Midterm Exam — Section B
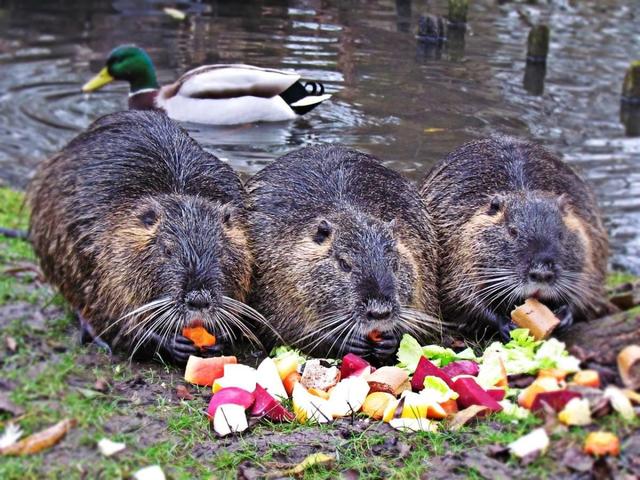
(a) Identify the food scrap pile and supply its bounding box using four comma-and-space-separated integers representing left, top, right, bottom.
182, 317, 640, 462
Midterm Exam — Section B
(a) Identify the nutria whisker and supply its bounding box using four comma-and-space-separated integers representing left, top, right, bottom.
128, 306, 178, 360
120, 301, 175, 338
222, 296, 284, 343
102, 297, 174, 337
295, 311, 351, 345
218, 307, 265, 350
301, 314, 352, 355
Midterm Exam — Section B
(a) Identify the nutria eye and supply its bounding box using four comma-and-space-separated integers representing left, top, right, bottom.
508, 226, 518, 238
338, 258, 352, 273
313, 219, 332, 244
222, 209, 232, 225
139, 209, 157, 227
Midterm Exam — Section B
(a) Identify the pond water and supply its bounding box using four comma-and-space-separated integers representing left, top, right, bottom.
0, 0, 639, 271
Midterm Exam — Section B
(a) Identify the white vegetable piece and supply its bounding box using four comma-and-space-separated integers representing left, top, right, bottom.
213, 403, 249, 436
97, 438, 126, 457
508, 428, 550, 458
133, 465, 166, 480
256, 357, 288, 400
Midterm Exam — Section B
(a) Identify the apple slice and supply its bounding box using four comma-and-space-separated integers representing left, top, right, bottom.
530, 390, 581, 412
250, 384, 294, 422
452, 378, 502, 412
389, 417, 439, 432
292, 383, 333, 423
400, 391, 447, 420
340, 353, 371, 379
213, 403, 249, 437
362, 392, 396, 420
274, 352, 302, 380
441, 360, 479, 378
517, 377, 560, 409
283, 371, 302, 397
411, 357, 453, 391
328, 377, 370, 417
184, 355, 237, 387
558, 398, 592, 426
206, 387, 255, 418
212, 364, 257, 393
571, 370, 600, 388
584, 432, 620, 457
382, 398, 401, 423
256, 357, 287, 400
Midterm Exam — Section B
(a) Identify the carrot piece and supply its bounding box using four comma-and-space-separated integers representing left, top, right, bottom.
182, 326, 216, 348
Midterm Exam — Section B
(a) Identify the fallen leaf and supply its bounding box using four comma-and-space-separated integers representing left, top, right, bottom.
266, 453, 335, 478
561, 447, 593, 473
0, 418, 76, 455
97, 438, 126, 457
133, 465, 166, 480
76, 387, 104, 399
94, 378, 109, 393
0, 423, 22, 449
176, 385, 194, 401
448, 405, 488, 430
5, 336, 17, 352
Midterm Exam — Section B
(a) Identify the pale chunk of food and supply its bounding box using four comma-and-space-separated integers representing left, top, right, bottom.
510, 298, 560, 340
617, 345, 640, 390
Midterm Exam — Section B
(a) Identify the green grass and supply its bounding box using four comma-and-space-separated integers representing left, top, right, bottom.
1, 185, 639, 479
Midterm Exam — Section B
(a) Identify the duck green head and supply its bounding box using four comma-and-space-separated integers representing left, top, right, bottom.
82, 45, 159, 93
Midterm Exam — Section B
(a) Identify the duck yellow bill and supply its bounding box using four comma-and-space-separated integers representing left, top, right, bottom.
82, 67, 114, 92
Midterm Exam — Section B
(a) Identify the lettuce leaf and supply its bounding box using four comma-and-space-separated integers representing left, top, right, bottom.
397, 334, 478, 373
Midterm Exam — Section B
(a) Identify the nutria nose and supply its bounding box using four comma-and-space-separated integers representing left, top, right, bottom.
528, 268, 555, 284
366, 305, 393, 321
185, 290, 211, 310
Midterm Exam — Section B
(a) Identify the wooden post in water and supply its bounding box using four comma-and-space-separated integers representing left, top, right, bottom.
622, 61, 640, 104
526, 24, 549, 64
621, 61, 640, 136
447, 0, 468, 29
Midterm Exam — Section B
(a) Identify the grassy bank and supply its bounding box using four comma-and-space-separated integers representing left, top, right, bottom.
1, 187, 638, 479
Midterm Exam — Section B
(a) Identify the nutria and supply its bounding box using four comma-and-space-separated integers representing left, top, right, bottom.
246, 145, 440, 363
420, 136, 608, 341
28, 110, 263, 364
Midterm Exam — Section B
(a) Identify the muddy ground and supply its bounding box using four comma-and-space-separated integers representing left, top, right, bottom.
1, 263, 639, 480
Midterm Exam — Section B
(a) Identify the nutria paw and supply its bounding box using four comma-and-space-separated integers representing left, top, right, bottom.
158, 333, 229, 364
497, 316, 518, 343
79, 314, 112, 355
554, 305, 574, 333
346, 331, 399, 365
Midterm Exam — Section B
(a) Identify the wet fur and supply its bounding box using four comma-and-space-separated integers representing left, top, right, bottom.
247, 145, 440, 359
420, 136, 608, 337
28, 111, 252, 356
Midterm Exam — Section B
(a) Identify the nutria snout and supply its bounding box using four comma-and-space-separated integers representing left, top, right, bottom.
420, 136, 608, 341
247, 144, 440, 363
28, 110, 262, 364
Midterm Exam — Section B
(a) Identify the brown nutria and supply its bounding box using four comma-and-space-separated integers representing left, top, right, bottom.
420, 136, 608, 341
246, 145, 440, 363
27, 110, 264, 364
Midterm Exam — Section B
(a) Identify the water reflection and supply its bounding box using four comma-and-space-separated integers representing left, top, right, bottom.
0, 0, 640, 271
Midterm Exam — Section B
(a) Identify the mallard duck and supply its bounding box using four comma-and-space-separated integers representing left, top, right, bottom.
82, 45, 332, 125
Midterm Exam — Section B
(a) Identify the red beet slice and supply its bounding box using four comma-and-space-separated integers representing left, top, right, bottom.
206, 387, 254, 418
250, 384, 295, 422
487, 389, 506, 402
452, 378, 502, 412
531, 390, 582, 412
411, 356, 454, 391
442, 360, 480, 378
340, 353, 370, 379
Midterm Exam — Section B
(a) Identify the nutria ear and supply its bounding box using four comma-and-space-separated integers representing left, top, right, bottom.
220, 203, 235, 225
313, 219, 332, 244
557, 194, 570, 214
487, 195, 503, 216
